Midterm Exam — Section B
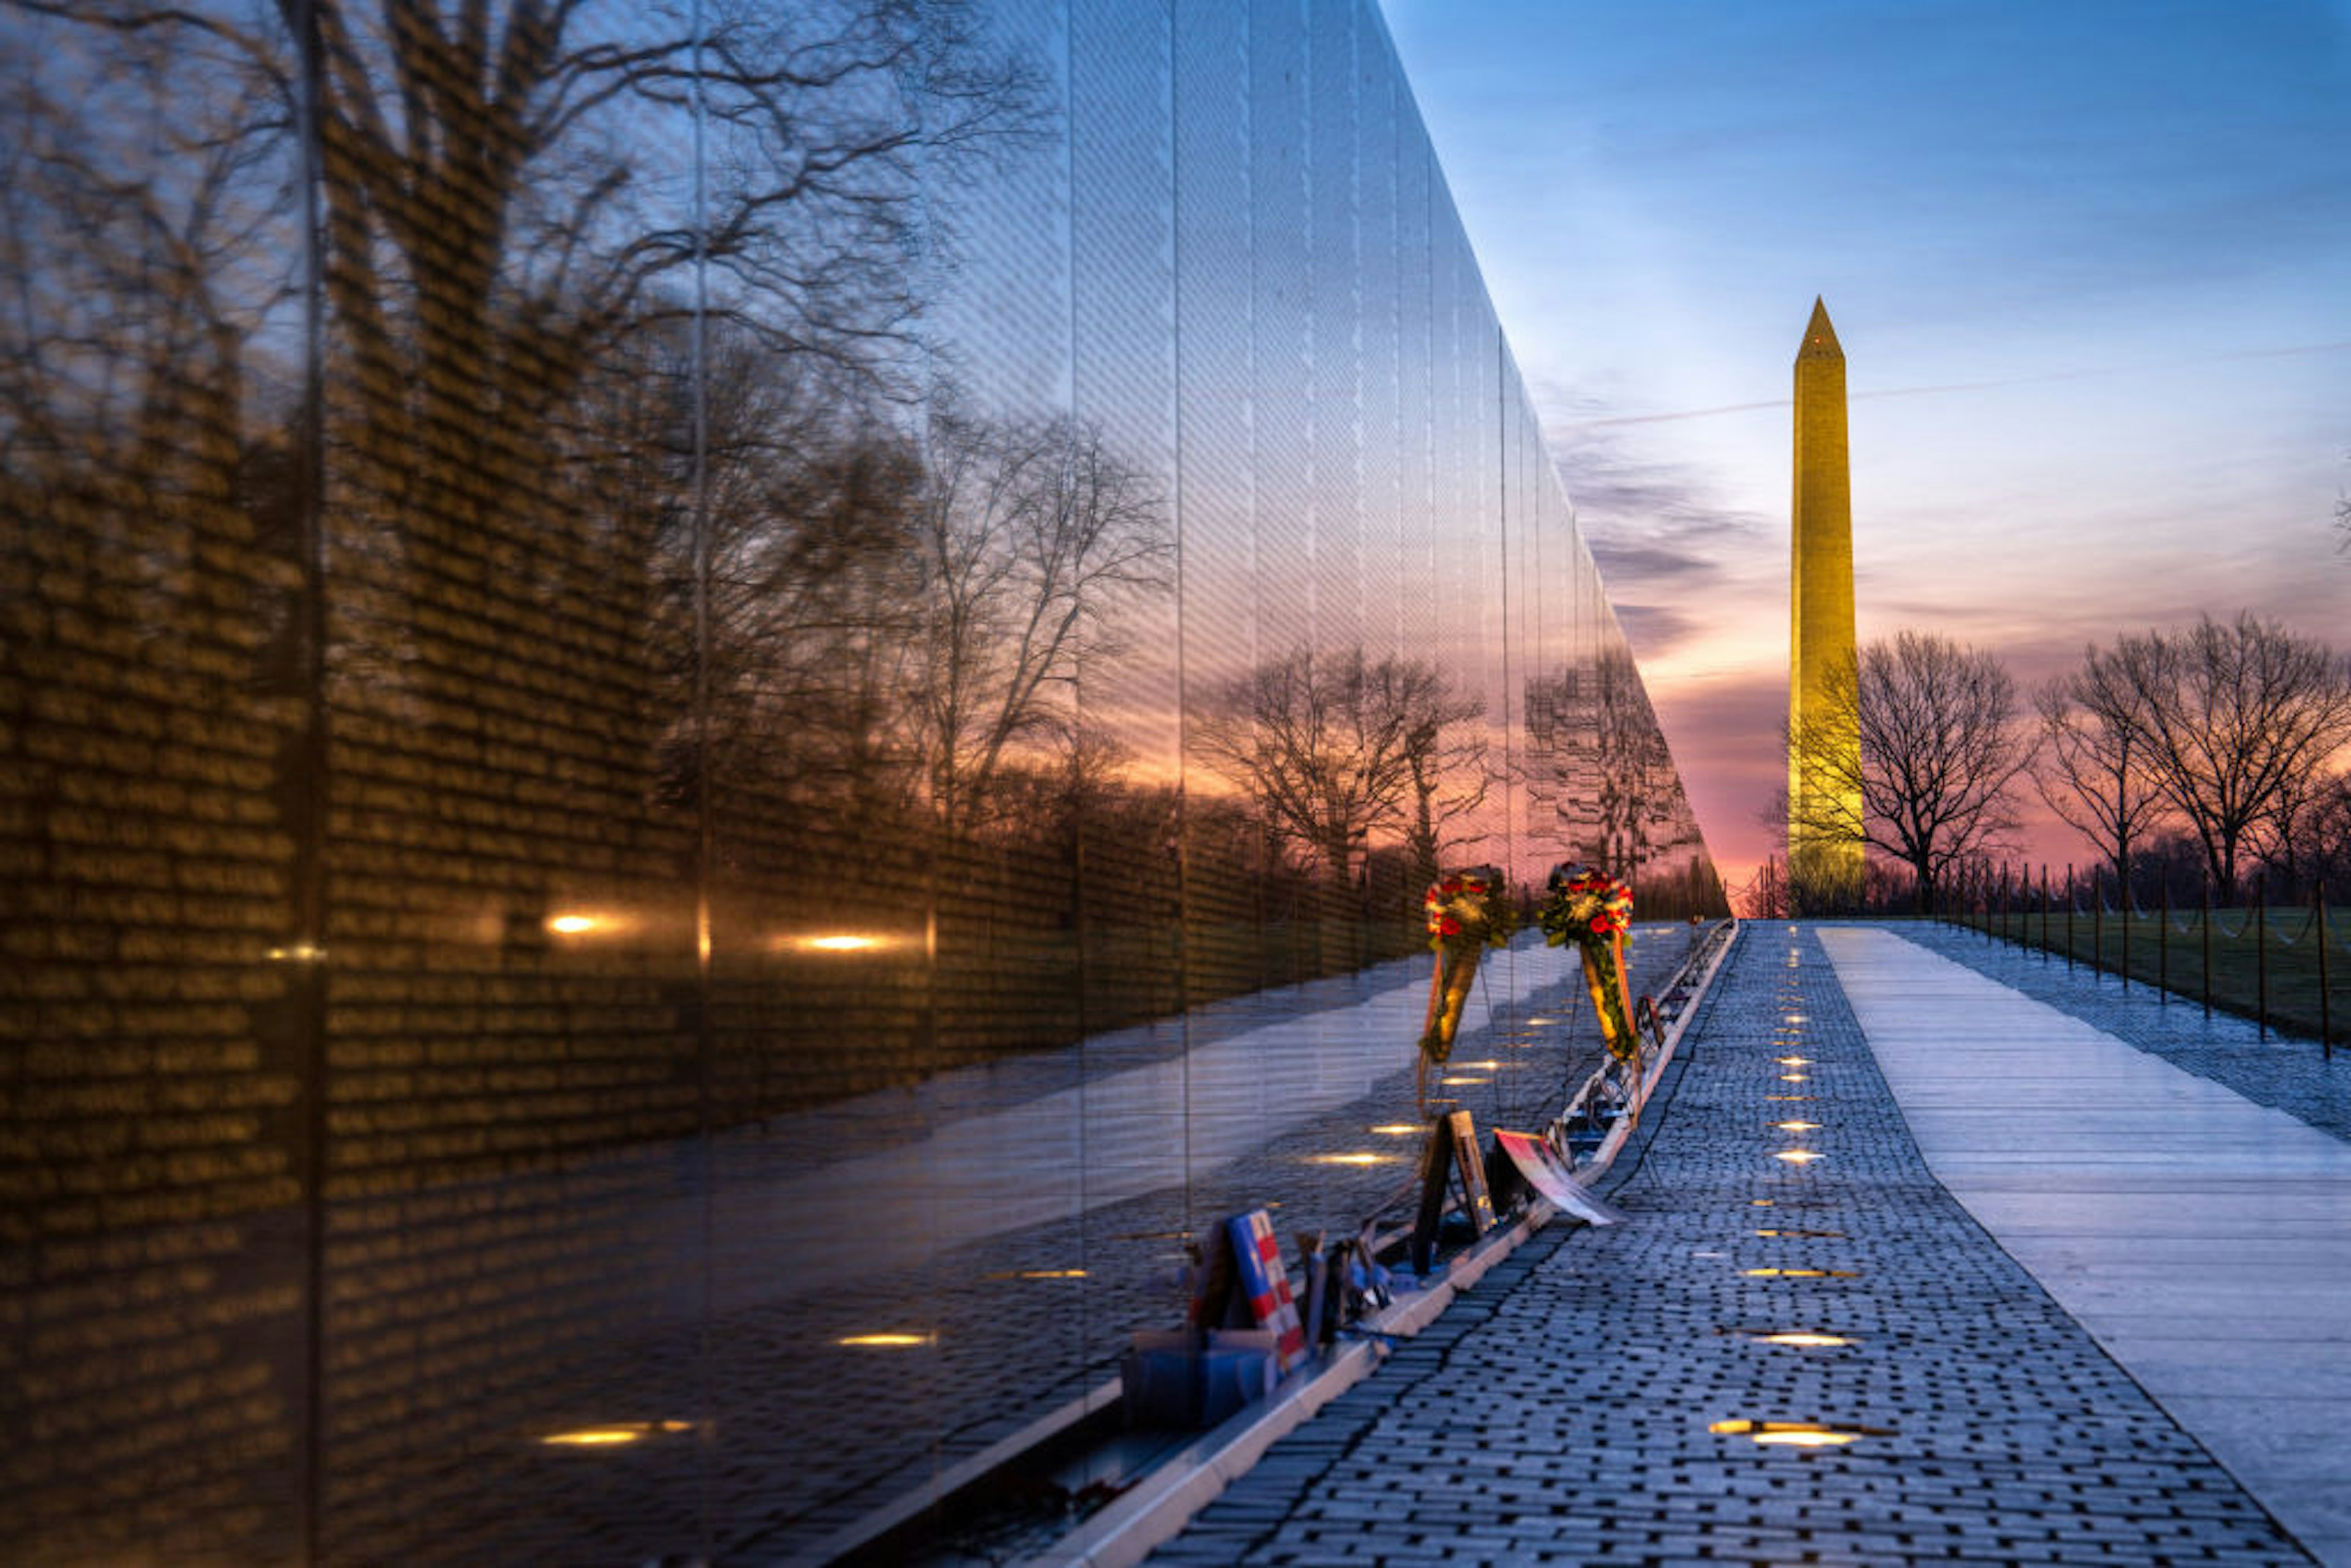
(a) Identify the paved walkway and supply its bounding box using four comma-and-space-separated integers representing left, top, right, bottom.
1149, 921, 2350, 1566
1820, 926, 2351, 1567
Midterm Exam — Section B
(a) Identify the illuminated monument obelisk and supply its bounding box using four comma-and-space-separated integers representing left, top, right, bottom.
1788, 297, 1862, 909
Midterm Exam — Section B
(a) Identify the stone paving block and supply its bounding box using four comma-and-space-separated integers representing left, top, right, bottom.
1147, 923, 2319, 1566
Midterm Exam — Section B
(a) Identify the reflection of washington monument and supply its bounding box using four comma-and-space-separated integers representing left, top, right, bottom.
1788, 298, 1862, 905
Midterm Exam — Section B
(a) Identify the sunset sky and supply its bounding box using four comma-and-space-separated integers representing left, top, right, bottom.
1381, 0, 2351, 893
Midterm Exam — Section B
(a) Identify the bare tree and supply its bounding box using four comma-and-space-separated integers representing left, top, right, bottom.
1398, 673, 1492, 888
1790, 631, 2036, 912
2279, 768, 2351, 892
2032, 653, 2172, 901
9, 1, 1043, 716
1189, 647, 1486, 885
1591, 645, 1679, 883
639, 373, 1171, 840
694, 388, 931, 826
2105, 612, 2351, 895
2336, 454, 2349, 557
0, 7, 303, 628
908, 404, 1171, 834
2264, 765, 2351, 892
1738, 856, 1791, 920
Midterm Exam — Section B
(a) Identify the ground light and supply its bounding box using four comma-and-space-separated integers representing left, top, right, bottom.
1710, 1419, 1882, 1447
1774, 1150, 1826, 1165
839, 1333, 934, 1348
1752, 1332, 1855, 1348
1741, 1267, 1858, 1278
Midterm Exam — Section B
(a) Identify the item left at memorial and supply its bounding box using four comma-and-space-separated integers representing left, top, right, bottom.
1539, 862, 1640, 1063
1121, 1207, 1312, 1431
1417, 866, 1515, 1112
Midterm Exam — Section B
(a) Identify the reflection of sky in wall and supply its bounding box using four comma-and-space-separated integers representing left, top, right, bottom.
921, 0, 1712, 883
1381, 0, 2351, 890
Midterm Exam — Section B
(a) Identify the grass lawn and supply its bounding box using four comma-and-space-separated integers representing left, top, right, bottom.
1948, 905, 2348, 1050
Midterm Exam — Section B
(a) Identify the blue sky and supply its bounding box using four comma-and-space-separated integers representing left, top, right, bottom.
1379, 0, 2351, 888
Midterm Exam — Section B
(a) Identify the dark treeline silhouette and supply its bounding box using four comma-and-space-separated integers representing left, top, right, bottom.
1752, 613, 2351, 917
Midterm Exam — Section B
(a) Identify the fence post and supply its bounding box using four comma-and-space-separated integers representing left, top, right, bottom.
2065, 865, 2075, 978
2202, 871, 2212, 1019
2158, 873, 2169, 1005
2119, 858, 2131, 993
2255, 874, 2268, 1042
2041, 863, 2050, 964
2320, 883, 2333, 1060
2091, 864, 2102, 985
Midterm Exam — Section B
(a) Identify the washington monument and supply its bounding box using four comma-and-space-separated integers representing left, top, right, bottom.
1788, 297, 1862, 907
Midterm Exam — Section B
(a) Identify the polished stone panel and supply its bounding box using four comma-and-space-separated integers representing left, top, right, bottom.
0, 1, 1723, 1559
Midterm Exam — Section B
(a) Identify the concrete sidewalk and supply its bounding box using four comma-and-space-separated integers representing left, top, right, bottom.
1148, 921, 2341, 1566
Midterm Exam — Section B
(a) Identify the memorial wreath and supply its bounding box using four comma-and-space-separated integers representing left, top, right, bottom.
1539, 862, 1640, 1063
1417, 867, 1515, 1113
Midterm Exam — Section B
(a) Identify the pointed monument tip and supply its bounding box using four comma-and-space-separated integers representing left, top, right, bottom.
1797, 297, 1842, 362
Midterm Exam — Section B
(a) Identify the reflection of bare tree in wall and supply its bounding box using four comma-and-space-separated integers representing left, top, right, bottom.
629, 343, 932, 833
293, 0, 1041, 724
7, 0, 1044, 779
0, 11, 301, 629
1190, 647, 1487, 888
910, 402, 1172, 835
1589, 645, 1676, 884
637, 361, 1172, 846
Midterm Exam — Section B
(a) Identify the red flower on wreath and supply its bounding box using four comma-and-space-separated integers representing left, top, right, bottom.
1422, 867, 1513, 952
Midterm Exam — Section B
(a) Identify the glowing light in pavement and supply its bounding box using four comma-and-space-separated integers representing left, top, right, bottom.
1741, 1267, 1857, 1278
1711, 1419, 1869, 1447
